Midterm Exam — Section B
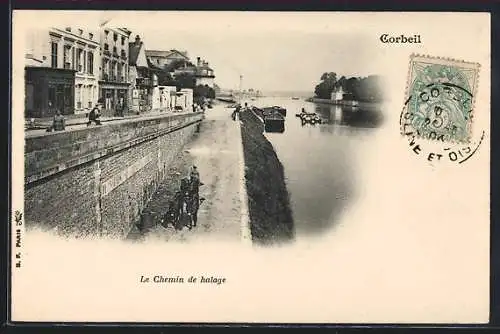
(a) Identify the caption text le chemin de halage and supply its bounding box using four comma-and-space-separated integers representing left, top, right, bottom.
140, 274, 226, 285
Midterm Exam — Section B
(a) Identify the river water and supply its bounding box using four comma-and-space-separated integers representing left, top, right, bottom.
249, 97, 383, 242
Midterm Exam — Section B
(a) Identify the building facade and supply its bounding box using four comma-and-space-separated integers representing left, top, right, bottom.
194, 57, 216, 88
59, 28, 100, 114
24, 27, 99, 117
145, 49, 190, 70
99, 28, 132, 115
25, 66, 76, 118
129, 35, 154, 113
331, 86, 344, 101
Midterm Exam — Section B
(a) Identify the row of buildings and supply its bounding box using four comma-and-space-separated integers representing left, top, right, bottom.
24, 27, 216, 118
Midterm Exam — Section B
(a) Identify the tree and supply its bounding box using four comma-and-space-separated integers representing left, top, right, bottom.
314, 72, 337, 99
174, 72, 196, 90
156, 70, 175, 86
313, 72, 385, 102
164, 59, 194, 72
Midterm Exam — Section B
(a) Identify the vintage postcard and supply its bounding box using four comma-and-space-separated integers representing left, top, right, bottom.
10, 11, 490, 323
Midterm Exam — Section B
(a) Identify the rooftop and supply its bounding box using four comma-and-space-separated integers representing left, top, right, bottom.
145, 49, 188, 58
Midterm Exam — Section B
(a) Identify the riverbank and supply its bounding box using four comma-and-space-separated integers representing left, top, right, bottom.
239, 110, 294, 246
215, 96, 237, 103
306, 97, 383, 109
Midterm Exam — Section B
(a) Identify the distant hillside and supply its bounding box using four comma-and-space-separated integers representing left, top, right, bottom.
217, 89, 313, 98
259, 90, 313, 98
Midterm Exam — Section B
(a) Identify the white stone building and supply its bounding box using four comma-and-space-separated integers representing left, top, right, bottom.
25, 27, 100, 114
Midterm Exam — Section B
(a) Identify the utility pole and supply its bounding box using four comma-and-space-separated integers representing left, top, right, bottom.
239, 74, 243, 104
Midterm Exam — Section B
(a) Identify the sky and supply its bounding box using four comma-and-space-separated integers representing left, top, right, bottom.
16, 11, 384, 92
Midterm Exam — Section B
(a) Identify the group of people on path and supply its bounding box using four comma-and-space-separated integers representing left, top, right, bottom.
162, 166, 204, 231
46, 100, 102, 132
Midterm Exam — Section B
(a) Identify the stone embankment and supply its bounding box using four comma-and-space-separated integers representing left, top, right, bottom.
239, 110, 294, 245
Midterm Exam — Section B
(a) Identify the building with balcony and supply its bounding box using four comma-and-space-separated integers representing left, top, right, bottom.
60, 28, 100, 114
99, 27, 132, 115
194, 57, 216, 88
24, 27, 99, 117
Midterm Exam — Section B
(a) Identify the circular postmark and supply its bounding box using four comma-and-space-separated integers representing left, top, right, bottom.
400, 55, 483, 166
403, 64, 474, 143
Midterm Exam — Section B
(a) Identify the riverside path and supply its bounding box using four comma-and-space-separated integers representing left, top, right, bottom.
141, 103, 251, 244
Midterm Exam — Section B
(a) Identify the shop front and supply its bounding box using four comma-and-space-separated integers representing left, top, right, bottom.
99, 82, 130, 116
25, 67, 76, 118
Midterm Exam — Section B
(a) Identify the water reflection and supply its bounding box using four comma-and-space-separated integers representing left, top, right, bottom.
314, 103, 384, 128
251, 97, 380, 240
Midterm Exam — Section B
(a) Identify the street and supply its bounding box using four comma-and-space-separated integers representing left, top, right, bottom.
142, 103, 250, 244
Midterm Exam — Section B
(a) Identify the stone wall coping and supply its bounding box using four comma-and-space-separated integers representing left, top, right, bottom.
25, 112, 204, 185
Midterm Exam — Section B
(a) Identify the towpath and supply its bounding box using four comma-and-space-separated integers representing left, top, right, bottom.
140, 103, 251, 244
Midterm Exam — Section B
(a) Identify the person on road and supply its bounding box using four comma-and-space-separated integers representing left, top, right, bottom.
180, 177, 191, 194
232, 104, 241, 121
87, 102, 102, 126
115, 100, 124, 117
189, 165, 202, 198
52, 109, 66, 131
190, 165, 200, 183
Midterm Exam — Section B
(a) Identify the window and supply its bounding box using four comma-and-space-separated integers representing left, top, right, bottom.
78, 29, 83, 35
87, 52, 94, 74
121, 36, 125, 45
117, 63, 122, 82
76, 86, 81, 109
104, 43, 109, 51
48, 86, 56, 107
65, 27, 71, 32
63, 45, 71, 69
112, 61, 117, 81
77, 49, 83, 72
113, 33, 118, 41
103, 59, 109, 79
51, 42, 58, 68
64, 85, 72, 107
89, 33, 94, 40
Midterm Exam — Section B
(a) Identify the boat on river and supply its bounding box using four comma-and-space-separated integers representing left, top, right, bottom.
264, 111, 285, 133
261, 106, 287, 118
252, 106, 286, 133
296, 111, 322, 124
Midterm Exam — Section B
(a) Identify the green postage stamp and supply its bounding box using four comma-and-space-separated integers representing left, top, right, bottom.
401, 54, 480, 144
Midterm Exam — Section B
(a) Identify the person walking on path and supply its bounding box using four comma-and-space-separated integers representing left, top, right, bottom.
232, 104, 241, 121
87, 101, 102, 126
46, 109, 66, 132
52, 109, 66, 131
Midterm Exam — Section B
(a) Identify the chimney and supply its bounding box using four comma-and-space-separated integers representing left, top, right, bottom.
197, 57, 201, 67
135, 35, 141, 46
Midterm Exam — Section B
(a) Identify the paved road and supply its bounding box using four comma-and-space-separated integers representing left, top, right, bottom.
144, 104, 250, 244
